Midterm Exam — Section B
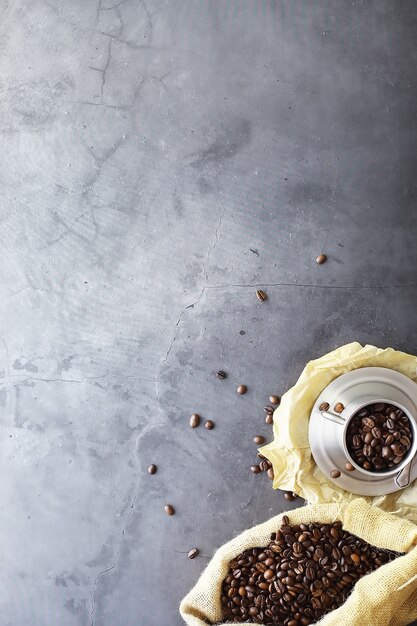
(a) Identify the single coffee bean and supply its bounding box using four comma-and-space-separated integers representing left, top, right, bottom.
254, 435, 265, 444
330, 469, 341, 478
164, 504, 174, 516
269, 395, 280, 404
334, 403, 344, 413
256, 289, 267, 301
251, 465, 261, 474
374, 403, 385, 412
237, 384, 247, 395
188, 548, 199, 559
190, 413, 201, 428
264, 406, 274, 414
362, 417, 375, 429
204, 420, 215, 430
345, 462, 355, 472
283, 491, 295, 501
316, 253, 327, 264
216, 370, 227, 379
319, 401, 330, 411
147, 464, 157, 474
259, 460, 269, 472
267, 468, 274, 480
363, 444, 372, 457
265, 414, 274, 425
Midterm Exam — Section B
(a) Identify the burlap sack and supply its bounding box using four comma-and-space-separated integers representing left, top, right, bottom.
259, 342, 417, 519
180, 499, 417, 626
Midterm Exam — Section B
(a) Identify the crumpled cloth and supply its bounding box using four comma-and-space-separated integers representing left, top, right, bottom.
260, 342, 417, 521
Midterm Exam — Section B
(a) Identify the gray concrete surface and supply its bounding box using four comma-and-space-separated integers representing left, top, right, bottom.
1, 0, 417, 624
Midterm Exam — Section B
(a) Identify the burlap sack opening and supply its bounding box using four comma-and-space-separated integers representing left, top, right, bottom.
180, 499, 417, 626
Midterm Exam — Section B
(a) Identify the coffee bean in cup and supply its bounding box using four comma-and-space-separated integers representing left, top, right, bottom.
216, 518, 400, 624
346, 403, 413, 472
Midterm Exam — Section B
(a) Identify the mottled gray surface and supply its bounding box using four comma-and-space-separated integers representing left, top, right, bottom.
1, 0, 417, 624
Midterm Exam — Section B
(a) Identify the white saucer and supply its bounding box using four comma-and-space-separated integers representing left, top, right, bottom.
309, 367, 417, 496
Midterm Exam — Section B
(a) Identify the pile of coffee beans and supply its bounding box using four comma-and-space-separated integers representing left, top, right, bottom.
217, 516, 400, 625
346, 402, 413, 472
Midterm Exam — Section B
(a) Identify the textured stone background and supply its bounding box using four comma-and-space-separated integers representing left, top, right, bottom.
1, 0, 417, 624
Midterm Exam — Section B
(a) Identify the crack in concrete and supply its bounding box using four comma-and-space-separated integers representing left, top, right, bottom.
203, 203, 226, 283
98, 31, 156, 50
1, 373, 156, 385
156, 286, 206, 407
204, 282, 417, 290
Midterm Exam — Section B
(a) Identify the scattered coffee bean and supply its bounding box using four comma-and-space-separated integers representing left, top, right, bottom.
319, 401, 330, 411
283, 491, 295, 501
147, 464, 157, 474
189, 413, 201, 428
205, 420, 215, 430
269, 395, 280, 405
259, 460, 269, 472
263, 406, 274, 414
316, 253, 327, 264
217, 520, 400, 624
164, 504, 174, 516
345, 462, 355, 472
251, 465, 261, 474
237, 384, 247, 395
346, 403, 413, 472
265, 414, 273, 425
254, 435, 265, 444
216, 370, 227, 379
188, 548, 199, 559
330, 469, 341, 478
256, 289, 267, 301
266, 468, 274, 480
334, 402, 344, 413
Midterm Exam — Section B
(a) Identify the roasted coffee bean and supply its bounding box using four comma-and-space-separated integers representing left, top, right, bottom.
259, 460, 269, 472
283, 491, 295, 501
188, 548, 199, 559
269, 395, 280, 405
237, 384, 247, 395
164, 504, 174, 516
267, 468, 274, 480
263, 406, 274, 415
334, 402, 344, 413
189, 413, 201, 428
345, 462, 355, 472
265, 414, 274, 425
362, 417, 375, 429
256, 289, 267, 301
319, 401, 330, 411
254, 435, 265, 444
251, 465, 261, 474
330, 469, 341, 478
346, 402, 412, 473
216, 370, 227, 379
147, 464, 157, 474
218, 526, 400, 626
363, 444, 372, 457
316, 253, 327, 264
204, 420, 214, 430
364, 432, 373, 444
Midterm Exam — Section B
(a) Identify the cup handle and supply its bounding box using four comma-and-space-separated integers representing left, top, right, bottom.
321, 410, 345, 426
395, 458, 413, 489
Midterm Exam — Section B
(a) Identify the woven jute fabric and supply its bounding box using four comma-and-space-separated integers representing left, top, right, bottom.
180, 499, 417, 626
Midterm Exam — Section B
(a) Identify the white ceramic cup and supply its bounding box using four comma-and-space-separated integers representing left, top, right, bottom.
322, 396, 417, 478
